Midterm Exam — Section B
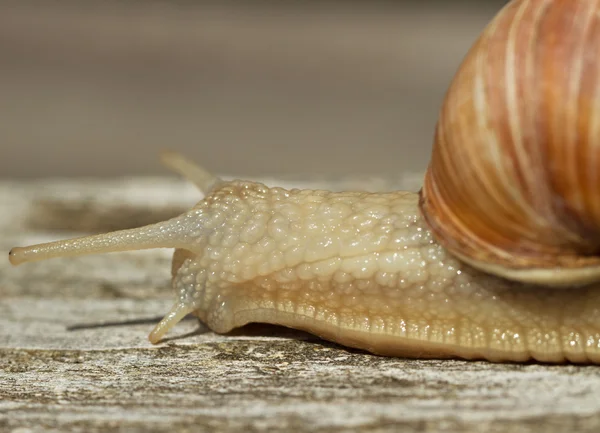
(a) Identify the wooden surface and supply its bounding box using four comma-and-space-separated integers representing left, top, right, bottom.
1, 176, 600, 433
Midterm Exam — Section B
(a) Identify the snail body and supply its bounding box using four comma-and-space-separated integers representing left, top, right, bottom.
8, 0, 600, 363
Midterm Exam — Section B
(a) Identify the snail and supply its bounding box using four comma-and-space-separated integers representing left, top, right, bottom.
8, 0, 600, 364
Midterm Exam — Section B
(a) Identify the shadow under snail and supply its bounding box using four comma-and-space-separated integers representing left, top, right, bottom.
8, 0, 600, 364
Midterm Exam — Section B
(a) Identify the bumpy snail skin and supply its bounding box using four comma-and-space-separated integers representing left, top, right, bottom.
157, 181, 600, 363
8, 154, 600, 364
420, 0, 600, 285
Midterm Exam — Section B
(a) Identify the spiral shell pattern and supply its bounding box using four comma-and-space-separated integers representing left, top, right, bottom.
420, 0, 600, 286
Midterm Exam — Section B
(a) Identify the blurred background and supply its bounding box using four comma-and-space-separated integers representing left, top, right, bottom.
0, 0, 508, 181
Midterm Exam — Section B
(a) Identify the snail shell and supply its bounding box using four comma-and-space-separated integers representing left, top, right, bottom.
7, 0, 600, 363
420, 0, 600, 286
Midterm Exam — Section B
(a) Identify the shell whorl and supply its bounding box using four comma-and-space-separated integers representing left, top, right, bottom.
419, 0, 600, 287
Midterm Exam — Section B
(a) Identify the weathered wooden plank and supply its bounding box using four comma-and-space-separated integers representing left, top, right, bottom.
1, 178, 599, 433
